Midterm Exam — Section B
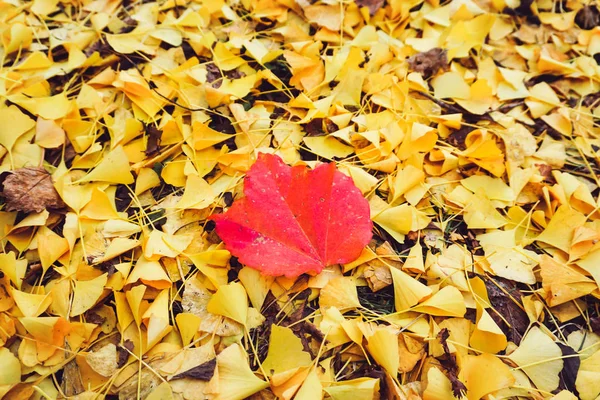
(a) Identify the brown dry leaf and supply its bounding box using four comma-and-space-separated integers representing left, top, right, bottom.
355, 0, 385, 15
85, 343, 118, 377
408, 48, 449, 78
398, 333, 425, 373
2, 167, 65, 213
62, 347, 85, 397
363, 260, 393, 292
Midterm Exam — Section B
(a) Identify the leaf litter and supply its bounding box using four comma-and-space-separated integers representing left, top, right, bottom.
0, 0, 599, 398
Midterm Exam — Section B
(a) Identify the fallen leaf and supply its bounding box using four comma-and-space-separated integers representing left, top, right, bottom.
172, 358, 216, 381
262, 325, 312, 375
508, 326, 563, 393
216, 344, 269, 400
85, 343, 118, 377
484, 277, 529, 344
2, 167, 65, 213
408, 48, 448, 78
212, 154, 372, 277
437, 328, 467, 398
355, 0, 384, 15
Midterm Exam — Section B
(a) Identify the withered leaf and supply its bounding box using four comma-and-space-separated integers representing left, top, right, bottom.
85, 311, 106, 325
438, 328, 451, 355
145, 125, 162, 156
437, 328, 467, 398
304, 118, 326, 137
590, 316, 600, 333
2, 167, 65, 213
407, 48, 448, 78
484, 277, 529, 344
86, 343, 119, 377
558, 343, 580, 395
575, 5, 600, 29
116, 339, 134, 368
62, 344, 84, 397
116, 357, 166, 400
171, 358, 216, 381
354, 0, 385, 15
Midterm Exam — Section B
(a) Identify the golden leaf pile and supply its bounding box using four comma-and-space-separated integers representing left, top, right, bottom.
0, 0, 600, 398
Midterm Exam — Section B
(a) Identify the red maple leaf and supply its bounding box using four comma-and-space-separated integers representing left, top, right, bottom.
212, 154, 373, 277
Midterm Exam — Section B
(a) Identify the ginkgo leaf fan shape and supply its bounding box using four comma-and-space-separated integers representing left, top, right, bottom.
212, 153, 372, 277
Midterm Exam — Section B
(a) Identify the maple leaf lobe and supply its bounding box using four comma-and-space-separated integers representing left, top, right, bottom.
212, 154, 372, 278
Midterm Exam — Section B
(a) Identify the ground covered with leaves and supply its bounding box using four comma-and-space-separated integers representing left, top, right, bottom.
1, 0, 600, 398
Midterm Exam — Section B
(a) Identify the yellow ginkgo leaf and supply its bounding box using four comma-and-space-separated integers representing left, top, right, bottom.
460, 353, 515, 400
324, 377, 380, 400
404, 241, 425, 273
238, 267, 273, 311
142, 289, 173, 350
0, 347, 21, 385
535, 205, 586, 253
45, 279, 70, 318
319, 277, 361, 311
175, 313, 201, 346
390, 165, 425, 202
371, 201, 432, 244
175, 174, 216, 209
12, 289, 52, 317
135, 167, 161, 195
191, 122, 232, 150
270, 366, 311, 400
576, 349, 600, 400
115, 291, 135, 332
126, 256, 171, 289
319, 306, 352, 349
508, 326, 563, 393
101, 220, 141, 237
390, 266, 433, 311
35, 117, 65, 148
0, 252, 26, 291
125, 284, 147, 327
78, 146, 134, 184
79, 187, 120, 220
294, 369, 323, 400
469, 305, 508, 354
7, 93, 72, 120
19, 316, 70, 348
412, 286, 466, 317
539, 255, 596, 307
70, 273, 108, 317
93, 238, 140, 265
206, 282, 248, 326
303, 136, 354, 159
37, 226, 69, 273
216, 343, 269, 400
146, 313, 173, 351
0, 105, 36, 152
144, 230, 193, 260
423, 366, 456, 400
146, 382, 175, 400
462, 191, 507, 229
262, 325, 312, 375
365, 326, 399, 377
